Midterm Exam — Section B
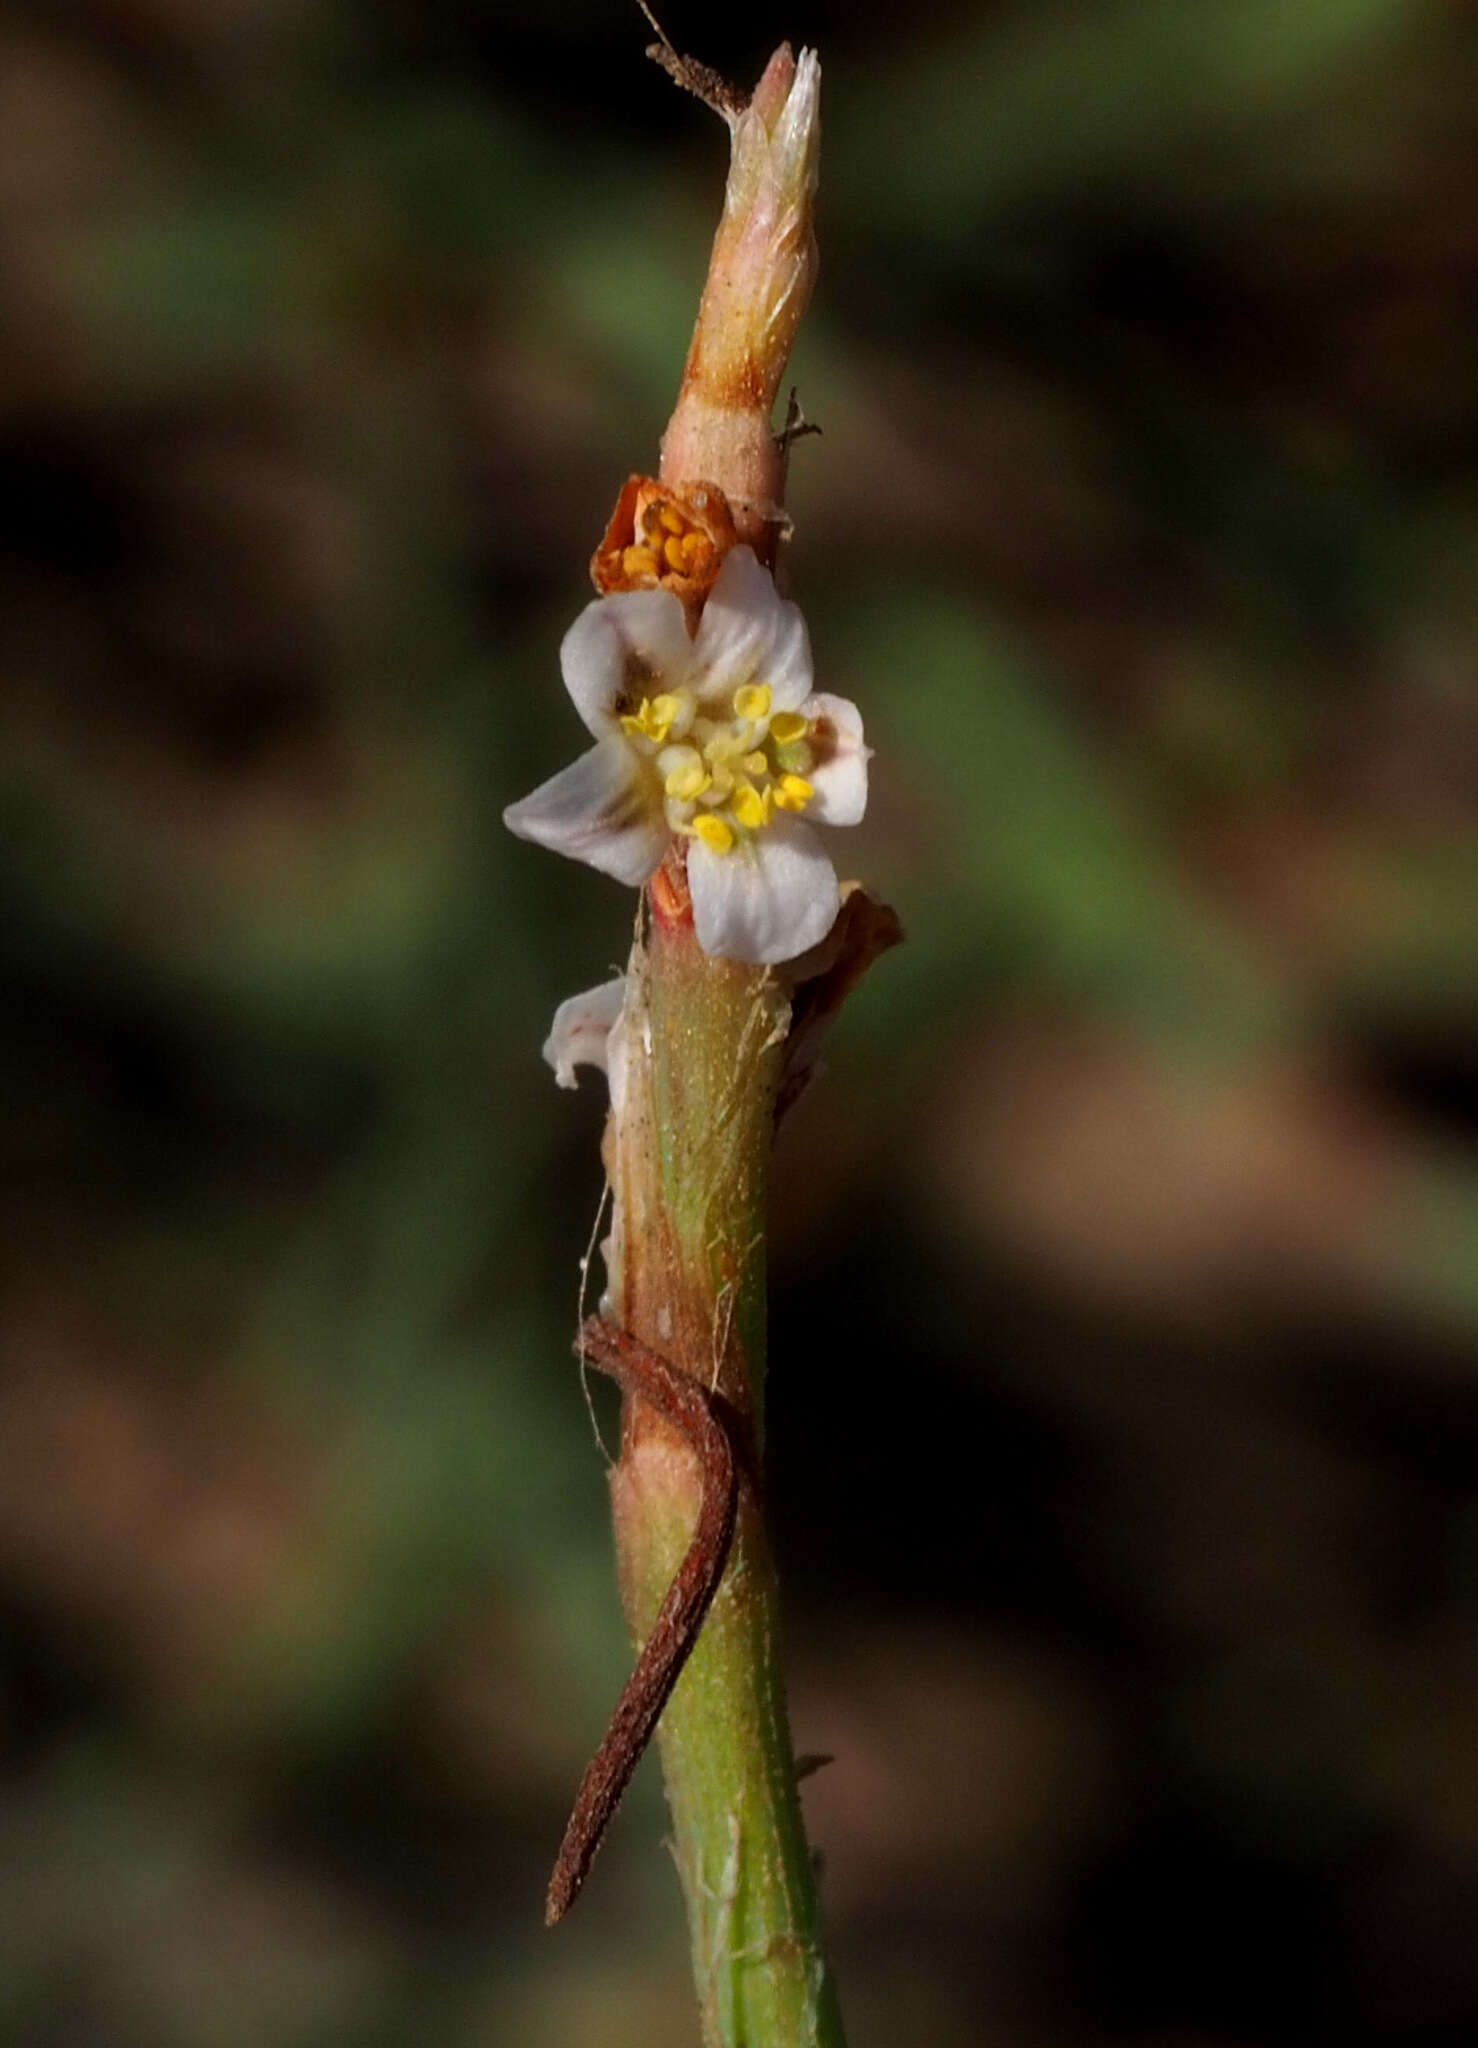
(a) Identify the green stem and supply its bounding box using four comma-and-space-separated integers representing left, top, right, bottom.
608, 893, 846, 2047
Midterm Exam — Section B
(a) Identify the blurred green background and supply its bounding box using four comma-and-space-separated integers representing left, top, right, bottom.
3, 1, 1478, 2042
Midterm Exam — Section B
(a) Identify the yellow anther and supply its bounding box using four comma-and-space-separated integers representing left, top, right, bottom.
690, 814, 734, 855
731, 783, 769, 832
772, 773, 814, 812
621, 545, 660, 579
770, 711, 808, 744
680, 531, 703, 561
733, 683, 772, 722
659, 504, 685, 535
620, 696, 676, 745
665, 761, 710, 802
663, 535, 688, 574
742, 750, 769, 777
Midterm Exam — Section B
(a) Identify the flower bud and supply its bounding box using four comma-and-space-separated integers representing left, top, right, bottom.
659, 45, 820, 560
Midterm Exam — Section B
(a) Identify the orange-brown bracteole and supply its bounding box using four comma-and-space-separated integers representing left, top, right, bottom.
590, 474, 737, 615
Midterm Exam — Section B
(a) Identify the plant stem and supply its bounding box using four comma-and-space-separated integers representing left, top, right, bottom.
607, 899, 846, 2046
589, 42, 843, 2041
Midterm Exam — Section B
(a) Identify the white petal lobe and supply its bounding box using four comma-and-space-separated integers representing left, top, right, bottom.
687, 814, 841, 964
503, 740, 666, 885
542, 977, 626, 1090
801, 692, 870, 826
560, 588, 693, 738
690, 547, 813, 712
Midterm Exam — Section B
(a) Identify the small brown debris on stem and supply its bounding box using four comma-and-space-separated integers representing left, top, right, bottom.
778, 386, 823, 457
639, 4, 747, 122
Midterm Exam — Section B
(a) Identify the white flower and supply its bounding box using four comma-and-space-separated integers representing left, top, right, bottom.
503, 547, 868, 965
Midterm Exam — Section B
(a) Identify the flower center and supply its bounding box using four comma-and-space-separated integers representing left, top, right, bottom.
621, 683, 816, 856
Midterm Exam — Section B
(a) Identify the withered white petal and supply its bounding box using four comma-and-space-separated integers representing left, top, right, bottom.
800, 692, 869, 826
503, 740, 667, 885
542, 976, 626, 1090
560, 587, 693, 740
689, 547, 812, 712
687, 813, 840, 965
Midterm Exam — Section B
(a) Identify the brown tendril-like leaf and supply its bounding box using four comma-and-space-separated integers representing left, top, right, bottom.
546, 1316, 740, 1924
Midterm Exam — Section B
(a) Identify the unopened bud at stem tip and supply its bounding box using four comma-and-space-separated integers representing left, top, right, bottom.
659, 45, 821, 557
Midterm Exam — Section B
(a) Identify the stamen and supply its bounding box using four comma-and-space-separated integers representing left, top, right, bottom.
733, 684, 772, 722
691, 814, 734, 855
731, 783, 769, 832
771, 773, 814, 812
770, 711, 808, 744
664, 759, 710, 802
620, 696, 678, 746
622, 545, 660, 579
741, 750, 769, 777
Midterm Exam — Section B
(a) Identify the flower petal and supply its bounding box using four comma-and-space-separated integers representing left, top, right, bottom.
560, 587, 693, 739
542, 976, 626, 1090
687, 814, 840, 964
689, 547, 813, 713
801, 692, 870, 826
503, 740, 667, 885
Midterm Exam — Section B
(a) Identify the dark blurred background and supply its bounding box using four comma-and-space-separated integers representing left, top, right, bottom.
3, 2, 1478, 2042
